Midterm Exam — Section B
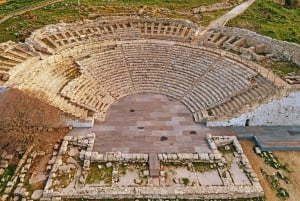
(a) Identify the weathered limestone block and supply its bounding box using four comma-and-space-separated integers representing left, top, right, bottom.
255, 44, 266, 54
68, 147, 79, 157
63, 136, 73, 141
107, 152, 115, 161
193, 153, 199, 160
58, 141, 68, 155
177, 153, 184, 160
83, 160, 90, 170
162, 153, 168, 161
199, 153, 209, 161
87, 133, 95, 139
90, 152, 100, 161
115, 152, 122, 160
32, 190, 43, 200
84, 151, 92, 160
214, 153, 222, 160
86, 144, 93, 152
88, 139, 95, 145
79, 150, 85, 160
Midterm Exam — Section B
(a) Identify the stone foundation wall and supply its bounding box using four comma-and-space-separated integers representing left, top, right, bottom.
41, 134, 263, 200
207, 91, 300, 126
50, 185, 263, 200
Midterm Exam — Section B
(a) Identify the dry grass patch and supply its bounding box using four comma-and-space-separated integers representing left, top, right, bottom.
240, 140, 300, 201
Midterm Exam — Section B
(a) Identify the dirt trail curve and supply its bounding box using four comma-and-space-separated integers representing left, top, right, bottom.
0, 0, 64, 24
200, 0, 256, 35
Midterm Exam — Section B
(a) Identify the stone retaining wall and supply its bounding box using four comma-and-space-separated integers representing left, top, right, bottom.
207, 91, 300, 126
205, 26, 300, 66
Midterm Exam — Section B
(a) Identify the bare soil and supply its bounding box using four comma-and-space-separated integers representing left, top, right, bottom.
0, 89, 69, 190
240, 140, 300, 201
273, 151, 300, 201
0, 129, 68, 191
28, 130, 67, 190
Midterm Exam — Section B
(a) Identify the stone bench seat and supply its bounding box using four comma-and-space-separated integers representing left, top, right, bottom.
30, 17, 199, 54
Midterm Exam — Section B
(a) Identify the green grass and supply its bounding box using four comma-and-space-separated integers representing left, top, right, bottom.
0, 0, 82, 42
118, 162, 147, 176
201, 8, 231, 26
2, 0, 299, 45
0, 164, 17, 195
24, 180, 33, 195
192, 162, 213, 172
86, 163, 112, 185
0, 0, 42, 17
267, 174, 290, 200
228, 0, 300, 44
217, 143, 235, 154
57, 171, 75, 188
79, 0, 221, 9
0, 0, 225, 43
118, 163, 127, 175
260, 60, 300, 77
182, 177, 190, 185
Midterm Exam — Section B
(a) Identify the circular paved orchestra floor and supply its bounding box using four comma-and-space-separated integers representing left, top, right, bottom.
91, 93, 215, 153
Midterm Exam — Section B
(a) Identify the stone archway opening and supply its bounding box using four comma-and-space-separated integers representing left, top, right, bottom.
245, 119, 250, 126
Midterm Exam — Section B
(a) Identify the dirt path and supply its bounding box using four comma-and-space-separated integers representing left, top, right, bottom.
200, 0, 256, 35
0, 0, 64, 24
240, 140, 300, 201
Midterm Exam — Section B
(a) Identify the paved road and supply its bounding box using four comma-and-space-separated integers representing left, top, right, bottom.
200, 0, 256, 35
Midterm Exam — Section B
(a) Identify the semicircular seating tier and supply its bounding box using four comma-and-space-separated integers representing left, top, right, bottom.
2, 17, 289, 123
26, 16, 200, 54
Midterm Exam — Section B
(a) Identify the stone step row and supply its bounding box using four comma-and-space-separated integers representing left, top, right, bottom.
29, 17, 199, 54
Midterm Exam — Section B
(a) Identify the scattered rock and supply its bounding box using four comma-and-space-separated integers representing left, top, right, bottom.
58, 164, 75, 174
106, 162, 112, 168
29, 174, 47, 185
31, 190, 43, 200
255, 146, 262, 154
143, 170, 150, 177
66, 156, 77, 165
68, 147, 79, 157
134, 178, 142, 185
